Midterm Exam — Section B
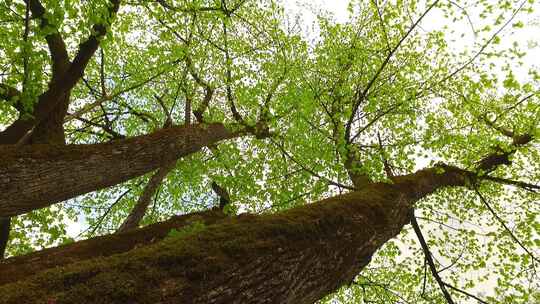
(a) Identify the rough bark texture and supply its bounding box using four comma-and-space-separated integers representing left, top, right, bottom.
0, 0, 121, 256
0, 166, 469, 304
29, 92, 71, 145
0, 123, 240, 217
0, 208, 227, 286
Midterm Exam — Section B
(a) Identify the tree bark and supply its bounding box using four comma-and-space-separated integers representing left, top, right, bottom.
117, 162, 176, 233
0, 217, 10, 258
0, 0, 121, 256
344, 155, 372, 188
0, 208, 227, 286
0, 123, 241, 217
0, 166, 469, 304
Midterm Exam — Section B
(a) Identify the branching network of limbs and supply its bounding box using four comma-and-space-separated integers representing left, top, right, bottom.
0, 0, 276, 235
0, 0, 538, 303
0, 0, 121, 254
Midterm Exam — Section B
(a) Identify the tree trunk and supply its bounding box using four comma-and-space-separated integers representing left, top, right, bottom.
0, 123, 241, 217
0, 166, 469, 304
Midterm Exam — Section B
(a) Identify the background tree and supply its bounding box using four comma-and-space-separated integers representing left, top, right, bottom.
0, 0, 539, 303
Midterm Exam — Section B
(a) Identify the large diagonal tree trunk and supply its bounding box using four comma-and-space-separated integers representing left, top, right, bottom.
0, 123, 241, 217
0, 166, 469, 304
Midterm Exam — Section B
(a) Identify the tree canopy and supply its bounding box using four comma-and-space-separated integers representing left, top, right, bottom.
0, 0, 539, 303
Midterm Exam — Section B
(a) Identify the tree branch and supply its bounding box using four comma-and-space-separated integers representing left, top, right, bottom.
223, 21, 245, 125
116, 162, 175, 233
24, 0, 70, 76
66, 58, 179, 123
410, 210, 456, 304
73, 116, 125, 139
0, 0, 121, 144
475, 129, 534, 173
443, 283, 490, 304
0, 123, 243, 217
211, 181, 231, 210
0, 208, 228, 286
481, 175, 540, 192
156, 0, 224, 14
185, 57, 215, 123
473, 186, 540, 264
345, 0, 440, 142
0, 217, 10, 259
271, 137, 356, 190
86, 188, 131, 236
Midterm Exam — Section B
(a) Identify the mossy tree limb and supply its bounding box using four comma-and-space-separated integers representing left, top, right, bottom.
0, 165, 470, 303
0, 208, 227, 286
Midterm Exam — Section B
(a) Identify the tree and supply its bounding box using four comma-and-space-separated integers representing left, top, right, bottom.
0, 0, 539, 303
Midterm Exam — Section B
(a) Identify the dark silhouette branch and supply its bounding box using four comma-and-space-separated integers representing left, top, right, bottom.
349, 102, 402, 143
443, 283, 490, 304
0, 217, 10, 259
475, 129, 534, 173
156, 0, 224, 14
73, 116, 125, 139
100, 48, 107, 97
22, 1, 30, 94
473, 186, 540, 264
185, 57, 215, 123
410, 210, 456, 304
86, 188, 131, 236
271, 137, 356, 191
24, 0, 70, 76
211, 181, 231, 210
224, 28, 245, 125
377, 132, 395, 179
481, 175, 540, 192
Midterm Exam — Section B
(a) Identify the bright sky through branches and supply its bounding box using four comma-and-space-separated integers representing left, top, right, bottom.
284, 0, 540, 80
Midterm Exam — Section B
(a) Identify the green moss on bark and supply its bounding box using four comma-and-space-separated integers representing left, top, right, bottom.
1, 183, 412, 304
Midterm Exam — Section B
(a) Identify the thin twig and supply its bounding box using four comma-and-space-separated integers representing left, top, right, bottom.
481, 175, 540, 192
473, 186, 540, 264
270, 137, 355, 191
345, 0, 440, 142
443, 283, 490, 304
